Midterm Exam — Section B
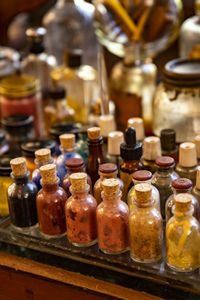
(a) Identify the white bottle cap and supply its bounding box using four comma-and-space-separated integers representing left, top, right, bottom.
143, 136, 161, 161
196, 166, 200, 190
127, 117, 145, 141
108, 131, 124, 156
179, 142, 197, 167
99, 115, 116, 138
194, 135, 200, 159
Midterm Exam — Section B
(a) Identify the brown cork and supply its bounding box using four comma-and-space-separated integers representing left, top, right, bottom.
102, 178, 120, 196
135, 183, 152, 203
174, 193, 192, 212
172, 178, 192, 190
35, 148, 51, 163
87, 127, 100, 140
70, 172, 87, 191
133, 170, 152, 181
40, 164, 56, 184
99, 163, 117, 174
59, 133, 75, 150
66, 158, 84, 169
10, 157, 27, 176
155, 156, 174, 167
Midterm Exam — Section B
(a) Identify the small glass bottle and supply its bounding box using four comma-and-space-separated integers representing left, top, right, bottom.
99, 114, 116, 156
86, 127, 106, 187
107, 131, 124, 172
97, 178, 129, 254
127, 118, 145, 142
120, 127, 143, 202
160, 129, 178, 163
166, 193, 200, 272
175, 142, 198, 186
94, 163, 124, 205
44, 87, 74, 135
57, 133, 82, 184
32, 148, 55, 190
166, 178, 200, 223
62, 158, 92, 199
37, 164, 67, 237
142, 136, 161, 174
194, 135, 200, 164
129, 183, 163, 263
0, 157, 13, 216
128, 170, 160, 213
65, 172, 97, 247
192, 166, 200, 206
152, 156, 179, 218
7, 157, 38, 231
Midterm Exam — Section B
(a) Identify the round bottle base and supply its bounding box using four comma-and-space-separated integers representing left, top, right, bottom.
131, 253, 162, 264
167, 262, 198, 273
69, 238, 97, 248
11, 223, 38, 233
100, 247, 129, 255
39, 231, 66, 239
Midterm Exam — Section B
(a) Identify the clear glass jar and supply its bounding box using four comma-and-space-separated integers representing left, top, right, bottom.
97, 178, 129, 254
129, 183, 163, 263
0, 157, 13, 216
153, 58, 200, 143
128, 170, 160, 213
166, 193, 200, 272
166, 178, 200, 223
152, 156, 179, 218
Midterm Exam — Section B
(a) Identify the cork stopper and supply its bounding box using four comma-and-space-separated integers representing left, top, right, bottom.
133, 170, 152, 181
87, 127, 100, 140
194, 135, 200, 159
99, 115, 116, 137
156, 156, 174, 167
59, 133, 75, 150
174, 193, 192, 212
10, 157, 27, 176
135, 183, 152, 203
102, 178, 120, 196
40, 164, 56, 184
179, 142, 197, 167
143, 136, 161, 161
108, 131, 124, 156
127, 117, 145, 141
99, 163, 118, 174
172, 178, 192, 190
35, 148, 51, 163
70, 172, 87, 191
196, 166, 200, 190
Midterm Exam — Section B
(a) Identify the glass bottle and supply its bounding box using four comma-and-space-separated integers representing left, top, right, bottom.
32, 148, 55, 190
192, 166, 200, 206
51, 49, 98, 124
21, 27, 57, 99
107, 131, 124, 172
160, 129, 178, 163
194, 135, 200, 164
179, 0, 200, 58
21, 139, 56, 176
0, 157, 13, 216
128, 170, 160, 213
37, 164, 67, 237
142, 136, 161, 174
152, 156, 179, 218
99, 114, 116, 156
166, 193, 200, 272
127, 117, 145, 142
44, 87, 74, 135
166, 178, 200, 223
176, 142, 197, 186
86, 127, 106, 187
0, 129, 9, 156
97, 178, 129, 254
65, 172, 97, 246
94, 163, 123, 205
120, 127, 143, 202
7, 157, 38, 231
129, 183, 163, 263
62, 158, 92, 198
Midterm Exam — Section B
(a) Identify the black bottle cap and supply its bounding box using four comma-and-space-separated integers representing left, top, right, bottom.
21, 139, 56, 158
48, 87, 66, 100
120, 127, 142, 161
49, 122, 79, 142
1, 114, 33, 129
0, 156, 12, 176
64, 49, 82, 68
160, 129, 176, 151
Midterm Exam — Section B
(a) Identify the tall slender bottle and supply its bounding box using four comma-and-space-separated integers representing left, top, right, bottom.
36, 164, 67, 237
86, 127, 105, 187
8, 157, 38, 231
120, 127, 143, 201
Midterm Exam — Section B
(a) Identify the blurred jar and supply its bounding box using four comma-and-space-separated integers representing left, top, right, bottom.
153, 58, 200, 142
0, 157, 13, 216
0, 74, 44, 137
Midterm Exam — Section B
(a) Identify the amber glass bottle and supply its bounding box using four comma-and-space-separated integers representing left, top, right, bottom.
120, 127, 143, 201
86, 127, 106, 187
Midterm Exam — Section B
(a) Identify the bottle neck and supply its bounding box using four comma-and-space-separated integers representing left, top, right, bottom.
56, 99, 67, 110
173, 206, 194, 219
88, 138, 103, 155
61, 146, 76, 155
133, 179, 152, 186
70, 185, 89, 200
11, 172, 30, 184
35, 158, 54, 168
99, 171, 118, 181
41, 177, 60, 192
173, 187, 191, 195
102, 191, 121, 206
157, 166, 174, 175
67, 166, 85, 175
135, 198, 153, 208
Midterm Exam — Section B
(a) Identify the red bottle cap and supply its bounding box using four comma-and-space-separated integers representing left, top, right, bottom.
155, 156, 174, 167
99, 163, 117, 174
172, 178, 192, 189
133, 170, 152, 181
